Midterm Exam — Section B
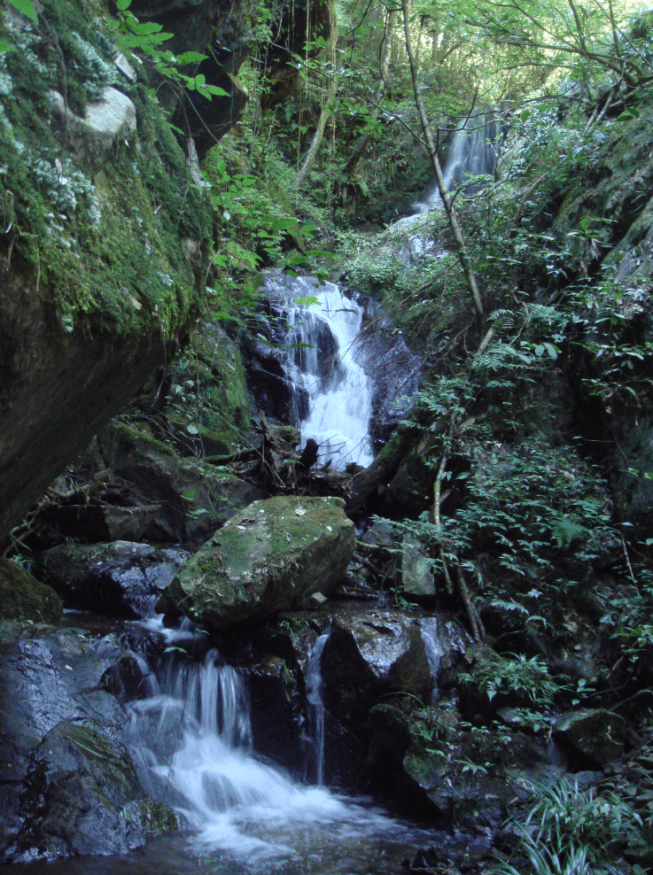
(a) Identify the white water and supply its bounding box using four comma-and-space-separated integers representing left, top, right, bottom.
306, 633, 329, 785
418, 111, 500, 212
124, 649, 437, 872
264, 274, 373, 469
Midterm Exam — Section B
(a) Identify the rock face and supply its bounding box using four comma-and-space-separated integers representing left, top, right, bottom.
96, 422, 266, 544
157, 496, 355, 630
0, 0, 212, 544
0, 623, 176, 863
48, 86, 138, 172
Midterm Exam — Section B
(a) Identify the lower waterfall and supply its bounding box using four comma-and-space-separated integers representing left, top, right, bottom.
121, 634, 442, 874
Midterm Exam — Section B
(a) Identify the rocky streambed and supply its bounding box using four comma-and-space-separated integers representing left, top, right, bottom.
0, 477, 622, 873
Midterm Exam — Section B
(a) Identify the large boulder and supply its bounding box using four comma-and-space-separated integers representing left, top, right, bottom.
0, 623, 176, 862
320, 608, 471, 725
0, 0, 212, 545
156, 496, 355, 630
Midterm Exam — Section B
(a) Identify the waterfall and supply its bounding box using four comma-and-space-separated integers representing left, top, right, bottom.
306, 633, 329, 785
264, 273, 374, 469
417, 110, 501, 213
123, 643, 443, 870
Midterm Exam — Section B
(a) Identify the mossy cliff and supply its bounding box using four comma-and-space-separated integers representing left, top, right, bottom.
0, 0, 213, 540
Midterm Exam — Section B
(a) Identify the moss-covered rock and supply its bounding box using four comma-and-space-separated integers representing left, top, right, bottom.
157, 495, 355, 629
0, 0, 212, 543
0, 557, 62, 623
97, 421, 265, 543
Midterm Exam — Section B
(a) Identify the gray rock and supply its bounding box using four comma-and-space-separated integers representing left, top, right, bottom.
554, 708, 626, 766
48, 87, 136, 172
402, 534, 435, 598
0, 623, 176, 862
157, 496, 355, 630
320, 608, 470, 724
38, 541, 190, 619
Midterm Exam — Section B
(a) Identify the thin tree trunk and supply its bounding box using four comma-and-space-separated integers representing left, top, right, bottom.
292, 0, 339, 191
401, 0, 486, 328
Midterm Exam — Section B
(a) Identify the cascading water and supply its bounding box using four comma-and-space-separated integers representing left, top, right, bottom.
419, 111, 501, 212
305, 633, 329, 785
264, 273, 373, 469
122, 631, 445, 874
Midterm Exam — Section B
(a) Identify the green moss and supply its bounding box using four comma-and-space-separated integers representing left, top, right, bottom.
137, 798, 179, 834
113, 421, 177, 458
0, 558, 63, 623
0, 0, 211, 340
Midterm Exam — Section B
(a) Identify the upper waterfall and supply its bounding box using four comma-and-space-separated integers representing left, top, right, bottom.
263, 274, 374, 470
417, 110, 501, 213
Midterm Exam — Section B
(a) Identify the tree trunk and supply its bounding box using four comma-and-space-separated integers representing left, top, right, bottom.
401, 0, 486, 329
292, 0, 339, 191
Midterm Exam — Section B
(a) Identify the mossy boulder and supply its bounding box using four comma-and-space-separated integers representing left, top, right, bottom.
0, 557, 62, 623
156, 495, 355, 630
0, 0, 212, 543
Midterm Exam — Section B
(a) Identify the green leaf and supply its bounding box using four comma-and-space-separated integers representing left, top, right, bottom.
175, 51, 207, 64
0, 38, 13, 52
130, 21, 164, 34
204, 84, 229, 97
8, 0, 37, 21
295, 295, 321, 306
116, 0, 131, 9
269, 218, 298, 231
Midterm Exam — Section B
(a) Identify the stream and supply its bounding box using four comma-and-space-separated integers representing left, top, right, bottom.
0, 618, 468, 875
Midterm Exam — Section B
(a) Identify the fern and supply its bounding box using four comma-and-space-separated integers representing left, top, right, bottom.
551, 516, 588, 548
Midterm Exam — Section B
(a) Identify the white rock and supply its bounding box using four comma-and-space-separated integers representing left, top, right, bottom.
48, 87, 136, 172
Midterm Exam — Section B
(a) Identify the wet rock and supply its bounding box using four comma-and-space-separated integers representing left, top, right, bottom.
97, 422, 266, 543
38, 542, 189, 619
0, 558, 62, 623
247, 656, 305, 774
156, 496, 355, 631
320, 608, 470, 725
554, 708, 626, 767
100, 653, 153, 703
368, 698, 567, 832
0, 623, 174, 862
320, 610, 432, 726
